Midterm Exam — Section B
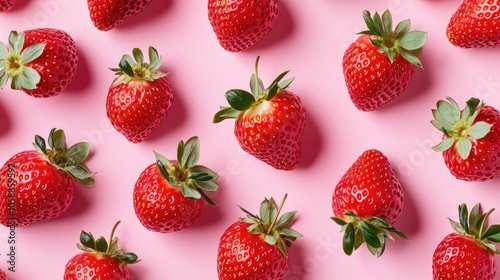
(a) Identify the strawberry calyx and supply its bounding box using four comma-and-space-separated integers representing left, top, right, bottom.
213, 56, 294, 123
238, 194, 302, 257
0, 31, 45, 90
110, 46, 166, 87
154, 136, 219, 205
448, 203, 500, 254
359, 10, 427, 68
33, 128, 94, 187
431, 97, 492, 160
331, 211, 408, 257
77, 221, 139, 265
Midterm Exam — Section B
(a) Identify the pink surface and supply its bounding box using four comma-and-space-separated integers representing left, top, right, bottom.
1, 0, 500, 279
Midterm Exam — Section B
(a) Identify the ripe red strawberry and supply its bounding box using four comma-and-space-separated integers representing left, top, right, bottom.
0, 29, 78, 98
64, 221, 139, 280
0, 269, 5, 280
0, 128, 94, 227
0, 0, 15, 12
447, 0, 500, 48
331, 149, 407, 257
208, 0, 278, 52
342, 10, 427, 111
87, 0, 153, 31
133, 136, 219, 233
106, 46, 174, 143
217, 194, 301, 280
213, 57, 306, 170
431, 97, 500, 181
432, 203, 500, 280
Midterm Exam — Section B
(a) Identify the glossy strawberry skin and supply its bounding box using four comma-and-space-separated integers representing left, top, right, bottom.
235, 90, 306, 170
22, 28, 78, 98
342, 34, 414, 111
217, 221, 288, 280
87, 0, 153, 31
0, 151, 73, 227
106, 78, 173, 143
133, 163, 204, 233
332, 149, 404, 224
432, 233, 496, 280
64, 252, 131, 280
447, 0, 500, 48
208, 0, 278, 52
0, 0, 15, 12
443, 105, 500, 181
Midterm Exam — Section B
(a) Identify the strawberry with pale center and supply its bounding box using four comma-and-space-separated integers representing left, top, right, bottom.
342, 10, 427, 111
213, 56, 306, 170
87, 0, 153, 31
432, 203, 500, 280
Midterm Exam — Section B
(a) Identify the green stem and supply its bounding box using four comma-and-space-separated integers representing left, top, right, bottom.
267, 194, 288, 235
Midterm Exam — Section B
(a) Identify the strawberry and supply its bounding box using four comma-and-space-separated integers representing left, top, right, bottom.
64, 221, 139, 280
0, 0, 15, 12
87, 0, 153, 31
447, 0, 500, 48
0, 269, 5, 280
0, 128, 94, 227
431, 97, 500, 181
213, 57, 306, 170
217, 194, 301, 280
0, 29, 78, 98
208, 0, 278, 52
133, 136, 219, 233
331, 149, 407, 257
432, 203, 500, 280
342, 10, 427, 111
106, 46, 174, 143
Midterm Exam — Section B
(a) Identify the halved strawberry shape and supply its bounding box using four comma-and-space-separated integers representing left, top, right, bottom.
213, 56, 306, 170
342, 10, 427, 111
133, 136, 219, 233
0, 29, 78, 98
331, 149, 407, 257
431, 97, 500, 181
106, 46, 174, 143
64, 221, 139, 280
0, 128, 94, 227
432, 203, 500, 279
217, 194, 302, 279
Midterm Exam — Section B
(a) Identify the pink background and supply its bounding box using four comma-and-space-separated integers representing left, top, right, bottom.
1, 0, 500, 279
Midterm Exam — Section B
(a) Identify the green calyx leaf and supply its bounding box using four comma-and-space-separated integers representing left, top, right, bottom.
33, 128, 95, 187
76, 221, 140, 265
449, 203, 500, 254
238, 194, 302, 257
111, 46, 167, 87
431, 97, 492, 160
0, 30, 45, 90
358, 10, 427, 67
331, 211, 407, 257
154, 136, 219, 205
213, 56, 294, 123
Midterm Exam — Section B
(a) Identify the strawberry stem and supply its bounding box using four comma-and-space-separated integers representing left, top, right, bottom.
267, 194, 288, 235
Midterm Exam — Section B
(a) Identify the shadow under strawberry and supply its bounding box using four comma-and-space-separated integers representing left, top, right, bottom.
115, 0, 174, 31
281, 233, 308, 280
386, 181, 422, 244
65, 47, 93, 94
55, 180, 93, 221
297, 111, 324, 169
0, 100, 11, 137
247, 0, 296, 52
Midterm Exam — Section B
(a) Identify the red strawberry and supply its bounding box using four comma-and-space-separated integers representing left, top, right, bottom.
106, 46, 174, 143
0, 128, 94, 227
342, 10, 427, 111
447, 0, 500, 48
431, 97, 500, 181
432, 203, 500, 280
0, 29, 78, 98
208, 0, 278, 52
217, 194, 301, 280
64, 221, 139, 280
133, 136, 219, 233
213, 57, 306, 170
87, 0, 153, 31
331, 149, 407, 257
0, 269, 5, 280
0, 0, 15, 12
